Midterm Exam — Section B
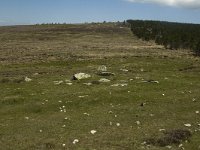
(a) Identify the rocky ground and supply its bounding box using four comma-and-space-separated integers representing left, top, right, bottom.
0, 23, 200, 150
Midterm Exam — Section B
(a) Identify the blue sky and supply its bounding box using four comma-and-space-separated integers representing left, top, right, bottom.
0, 0, 200, 25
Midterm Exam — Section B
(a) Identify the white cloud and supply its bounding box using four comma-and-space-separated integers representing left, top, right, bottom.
126, 0, 200, 9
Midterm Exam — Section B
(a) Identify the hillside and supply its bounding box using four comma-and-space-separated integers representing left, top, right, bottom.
0, 23, 190, 64
0, 23, 200, 150
127, 20, 200, 55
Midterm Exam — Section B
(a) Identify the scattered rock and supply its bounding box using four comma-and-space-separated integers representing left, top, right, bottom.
83, 113, 90, 116
72, 139, 79, 144
111, 83, 128, 87
136, 121, 141, 125
25, 117, 29, 120
90, 130, 97, 134
66, 82, 73, 85
25, 77, 32, 82
53, 81, 63, 85
192, 98, 196, 102
120, 69, 129, 72
33, 73, 39, 76
99, 78, 111, 83
140, 102, 146, 107
72, 73, 91, 80
116, 123, 121, 127
98, 65, 107, 72
150, 114, 154, 117
64, 117, 69, 120
78, 95, 89, 98
166, 145, 172, 149
184, 124, 192, 127
83, 83, 92, 86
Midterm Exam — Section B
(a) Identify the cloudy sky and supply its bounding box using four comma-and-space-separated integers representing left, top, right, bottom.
0, 0, 200, 25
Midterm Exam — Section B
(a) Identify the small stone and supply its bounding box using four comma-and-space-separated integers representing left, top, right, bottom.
184, 124, 192, 127
33, 73, 39, 76
166, 145, 172, 149
140, 103, 146, 107
83, 83, 92, 86
90, 130, 97, 134
83, 113, 90, 116
78, 95, 89, 98
25, 77, 32, 82
108, 111, 113, 114
98, 65, 107, 72
116, 123, 120, 126
150, 114, 154, 117
25, 117, 29, 120
66, 83, 73, 85
62, 144, 66, 147
120, 69, 129, 72
159, 129, 166, 132
72, 139, 79, 144
196, 111, 199, 114
39, 130, 43, 133
53, 81, 63, 85
99, 78, 111, 83
62, 125, 66, 128
72, 73, 91, 80
136, 121, 141, 125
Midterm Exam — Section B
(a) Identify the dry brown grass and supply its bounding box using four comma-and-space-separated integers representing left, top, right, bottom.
0, 23, 193, 65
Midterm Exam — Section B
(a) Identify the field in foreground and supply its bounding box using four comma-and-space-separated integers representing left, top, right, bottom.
0, 23, 200, 150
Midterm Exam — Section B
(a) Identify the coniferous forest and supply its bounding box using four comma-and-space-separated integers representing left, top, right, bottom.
127, 20, 200, 56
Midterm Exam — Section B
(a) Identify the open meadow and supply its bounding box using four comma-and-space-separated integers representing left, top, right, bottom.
0, 23, 200, 150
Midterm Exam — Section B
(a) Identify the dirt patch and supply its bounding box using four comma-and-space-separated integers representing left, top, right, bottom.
145, 129, 192, 147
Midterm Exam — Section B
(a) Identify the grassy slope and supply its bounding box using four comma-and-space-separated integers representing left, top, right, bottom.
0, 23, 200, 150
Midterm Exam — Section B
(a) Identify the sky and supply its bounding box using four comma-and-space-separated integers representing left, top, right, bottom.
0, 0, 200, 26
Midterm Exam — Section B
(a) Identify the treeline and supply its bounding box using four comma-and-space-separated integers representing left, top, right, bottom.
127, 20, 200, 56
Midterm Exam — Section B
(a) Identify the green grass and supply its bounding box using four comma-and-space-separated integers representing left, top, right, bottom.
0, 23, 200, 150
